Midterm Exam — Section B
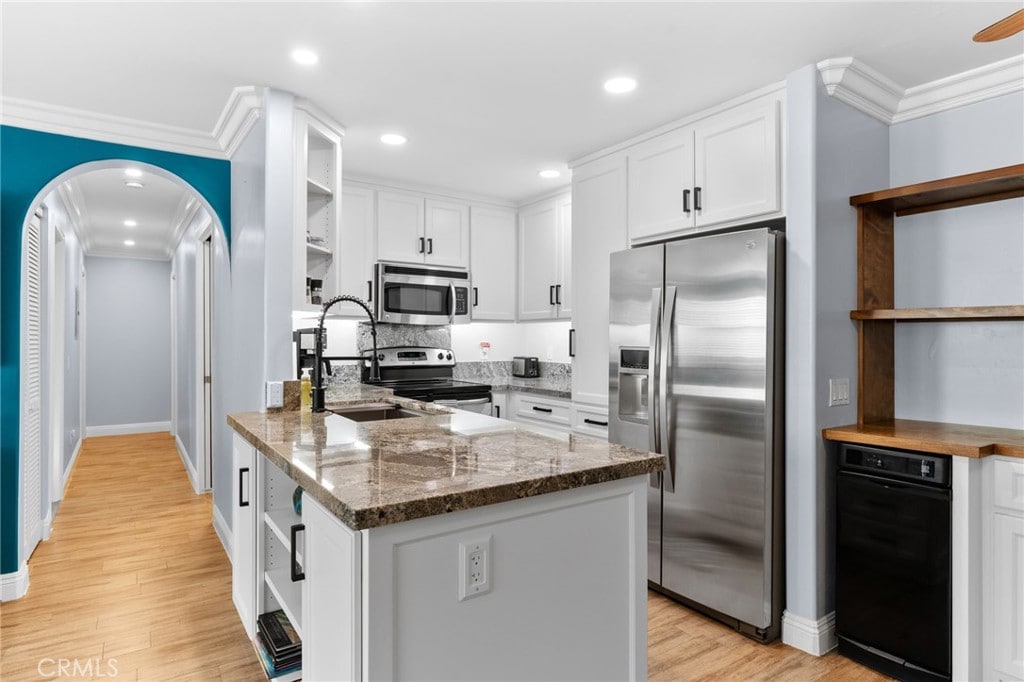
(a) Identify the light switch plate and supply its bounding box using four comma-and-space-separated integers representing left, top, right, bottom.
266, 381, 284, 408
828, 378, 850, 407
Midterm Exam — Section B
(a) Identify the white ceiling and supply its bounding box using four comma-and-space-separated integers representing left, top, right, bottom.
4, 2, 1022, 203
59, 168, 199, 260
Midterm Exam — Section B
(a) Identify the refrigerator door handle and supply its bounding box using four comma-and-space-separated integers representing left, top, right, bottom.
648, 286, 662, 488
661, 286, 677, 493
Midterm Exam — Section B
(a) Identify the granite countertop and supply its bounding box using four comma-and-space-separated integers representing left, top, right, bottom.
227, 392, 662, 531
488, 376, 572, 399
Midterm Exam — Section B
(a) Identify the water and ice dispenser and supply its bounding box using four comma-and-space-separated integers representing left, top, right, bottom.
617, 347, 650, 423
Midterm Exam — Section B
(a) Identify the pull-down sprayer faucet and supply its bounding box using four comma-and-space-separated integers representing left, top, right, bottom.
311, 295, 380, 412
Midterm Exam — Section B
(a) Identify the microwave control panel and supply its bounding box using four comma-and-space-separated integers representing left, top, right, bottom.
455, 287, 469, 315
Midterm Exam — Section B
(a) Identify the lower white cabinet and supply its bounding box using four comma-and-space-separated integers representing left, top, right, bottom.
571, 403, 609, 440
232, 435, 257, 639
985, 457, 1024, 682
508, 393, 571, 434
490, 390, 508, 420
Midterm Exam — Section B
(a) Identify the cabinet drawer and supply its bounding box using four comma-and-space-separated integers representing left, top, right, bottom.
992, 458, 1024, 514
572, 404, 609, 439
512, 395, 571, 428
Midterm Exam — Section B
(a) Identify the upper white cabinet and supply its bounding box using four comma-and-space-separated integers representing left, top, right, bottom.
376, 190, 469, 268
518, 193, 571, 320
340, 185, 376, 304
292, 111, 344, 311
570, 154, 627, 406
627, 92, 782, 243
469, 205, 517, 321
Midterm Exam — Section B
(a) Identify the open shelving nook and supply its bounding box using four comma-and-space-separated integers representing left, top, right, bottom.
824, 163, 1024, 457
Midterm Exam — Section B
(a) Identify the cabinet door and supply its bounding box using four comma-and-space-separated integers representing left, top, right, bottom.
990, 511, 1024, 681
571, 155, 627, 405
693, 97, 781, 228
231, 435, 257, 639
425, 199, 470, 268
470, 206, 516, 320
490, 390, 508, 420
517, 199, 559, 320
377, 190, 425, 264
627, 127, 695, 242
340, 186, 376, 306
302, 494, 361, 681
556, 194, 573, 320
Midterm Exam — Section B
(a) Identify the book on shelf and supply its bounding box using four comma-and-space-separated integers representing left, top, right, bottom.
258, 609, 302, 659
254, 632, 301, 679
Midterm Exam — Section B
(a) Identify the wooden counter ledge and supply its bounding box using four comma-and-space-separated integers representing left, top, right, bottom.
823, 419, 1024, 458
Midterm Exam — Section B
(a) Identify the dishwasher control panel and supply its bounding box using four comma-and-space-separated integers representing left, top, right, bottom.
839, 444, 950, 487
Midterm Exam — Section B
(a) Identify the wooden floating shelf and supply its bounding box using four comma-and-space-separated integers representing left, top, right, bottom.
850, 305, 1024, 321
823, 419, 1024, 459
850, 163, 1024, 216
306, 177, 333, 198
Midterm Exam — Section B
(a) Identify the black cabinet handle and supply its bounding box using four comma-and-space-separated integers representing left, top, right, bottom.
569, 328, 576, 358
238, 467, 249, 507
494, 405, 500, 418
473, 287, 479, 307
290, 523, 305, 582
584, 418, 608, 427
418, 237, 425, 253
694, 186, 702, 211
532, 406, 553, 414
549, 285, 555, 305
367, 280, 373, 302
427, 238, 433, 254
555, 284, 562, 305
683, 188, 691, 214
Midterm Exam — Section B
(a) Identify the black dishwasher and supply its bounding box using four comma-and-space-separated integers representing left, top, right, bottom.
836, 443, 951, 682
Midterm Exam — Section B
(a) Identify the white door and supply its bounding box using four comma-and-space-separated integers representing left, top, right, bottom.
201, 235, 213, 489
693, 97, 781, 228
22, 211, 43, 562
627, 127, 695, 242
469, 206, 516, 321
424, 199, 469, 268
231, 435, 257, 638
376, 190, 424, 264
517, 199, 559, 320
340, 186, 376, 305
555, 194, 572, 320
990, 511, 1024, 680
50, 228, 66, 504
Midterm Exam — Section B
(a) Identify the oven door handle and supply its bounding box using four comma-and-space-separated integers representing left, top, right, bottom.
448, 281, 456, 324
435, 397, 491, 406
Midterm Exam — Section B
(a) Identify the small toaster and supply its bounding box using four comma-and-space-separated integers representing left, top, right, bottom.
512, 356, 540, 378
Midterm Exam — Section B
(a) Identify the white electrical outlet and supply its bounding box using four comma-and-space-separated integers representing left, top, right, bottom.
266, 381, 284, 408
828, 378, 850, 407
459, 536, 492, 601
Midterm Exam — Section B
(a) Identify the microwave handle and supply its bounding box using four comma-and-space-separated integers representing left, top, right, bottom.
448, 281, 456, 324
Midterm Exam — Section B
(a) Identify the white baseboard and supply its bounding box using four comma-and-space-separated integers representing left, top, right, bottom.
174, 435, 204, 494
782, 609, 837, 656
85, 421, 171, 437
212, 503, 232, 560
62, 438, 82, 493
42, 506, 53, 541
0, 562, 30, 601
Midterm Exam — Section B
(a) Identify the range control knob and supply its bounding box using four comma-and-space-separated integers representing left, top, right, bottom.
446, 352, 453, 360
377, 353, 385, 361
437, 352, 444, 360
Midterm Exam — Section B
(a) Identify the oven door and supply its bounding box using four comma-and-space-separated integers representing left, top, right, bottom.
376, 263, 471, 325
434, 397, 492, 415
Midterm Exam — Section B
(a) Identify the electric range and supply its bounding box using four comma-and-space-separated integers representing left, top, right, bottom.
362, 347, 492, 413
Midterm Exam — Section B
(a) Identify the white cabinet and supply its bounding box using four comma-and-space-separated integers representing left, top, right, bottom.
509, 393, 572, 434
518, 193, 571, 320
985, 457, 1024, 682
302, 493, 361, 681
232, 435, 257, 639
571, 403, 609, 440
490, 390, 508, 420
470, 206, 517, 321
293, 111, 344, 311
627, 92, 782, 243
570, 154, 627, 406
376, 190, 469, 268
339, 185, 376, 305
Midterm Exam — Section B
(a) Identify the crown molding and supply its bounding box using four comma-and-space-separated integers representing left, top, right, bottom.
0, 97, 224, 158
295, 97, 346, 138
213, 86, 265, 158
343, 175, 515, 209
818, 55, 1024, 125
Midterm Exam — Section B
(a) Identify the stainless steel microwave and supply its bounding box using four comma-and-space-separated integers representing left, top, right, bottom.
374, 262, 472, 325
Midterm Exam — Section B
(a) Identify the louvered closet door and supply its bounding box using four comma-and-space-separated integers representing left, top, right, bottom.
23, 212, 43, 560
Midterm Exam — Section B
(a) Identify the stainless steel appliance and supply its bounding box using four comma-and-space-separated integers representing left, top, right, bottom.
512, 356, 539, 378
836, 444, 951, 682
362, 346, 492, 414
608, 225, 784, 642
375, 262, 471, 325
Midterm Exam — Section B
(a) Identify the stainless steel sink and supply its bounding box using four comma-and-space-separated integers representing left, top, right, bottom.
327, 403, 431, 422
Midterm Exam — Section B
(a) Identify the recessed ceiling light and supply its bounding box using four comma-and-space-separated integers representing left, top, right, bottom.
124, 168, 143, 178
538, 169, 561, 179
125, 180, 144, 189
603, 76, 638, 94
291, 48, 319, 66
124, 240, 135, 246
124, 219, 137, 227
380, 133, 407, 146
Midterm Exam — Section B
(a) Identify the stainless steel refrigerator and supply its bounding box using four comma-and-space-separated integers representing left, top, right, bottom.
608, 225, 784, 642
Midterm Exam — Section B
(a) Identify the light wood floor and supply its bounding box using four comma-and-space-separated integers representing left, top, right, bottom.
2, 433, 889, 681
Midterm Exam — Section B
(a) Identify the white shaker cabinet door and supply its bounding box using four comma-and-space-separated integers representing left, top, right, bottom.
517, 199, 559, 320
556, 194, 573, 320
693, 97, 781, 228
470, 205, 517, 320
424, 198, 470, 268
231, 435, 257, 639
627, 127, 695, 242
340, 185, 376, 305
377, 190, 425, 264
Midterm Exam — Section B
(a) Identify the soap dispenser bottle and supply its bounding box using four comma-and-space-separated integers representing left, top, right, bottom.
300, 368, 312, 410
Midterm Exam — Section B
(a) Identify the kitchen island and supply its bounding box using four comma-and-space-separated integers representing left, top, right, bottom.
228, 388, 662, 682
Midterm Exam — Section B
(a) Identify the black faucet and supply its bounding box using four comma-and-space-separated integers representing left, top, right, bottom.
311, 294, 380, 412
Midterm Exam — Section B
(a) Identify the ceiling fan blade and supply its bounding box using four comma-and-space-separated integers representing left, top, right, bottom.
973, 8, 1024, 42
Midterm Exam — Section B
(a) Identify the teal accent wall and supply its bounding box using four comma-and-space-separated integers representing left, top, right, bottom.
0, 125, 231, 573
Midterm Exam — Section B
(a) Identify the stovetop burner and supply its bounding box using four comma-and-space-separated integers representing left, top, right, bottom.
362, 347, 491, 403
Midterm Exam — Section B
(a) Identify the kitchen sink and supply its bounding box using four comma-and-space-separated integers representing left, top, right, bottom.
327, 403, 431, 422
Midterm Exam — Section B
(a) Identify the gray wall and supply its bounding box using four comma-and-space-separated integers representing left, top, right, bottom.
171, 211, 201, 473
84, 256, 172, 428
890, 92, 1024, 429
62, 230, 84, 474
